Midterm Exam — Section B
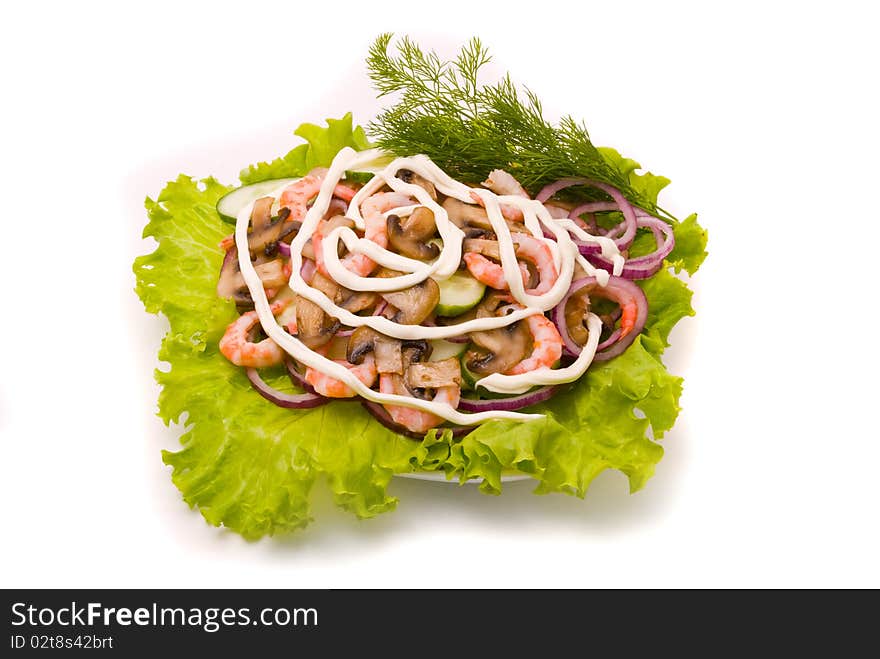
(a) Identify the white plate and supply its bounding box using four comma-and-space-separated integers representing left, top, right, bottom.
398, 471, 533, 483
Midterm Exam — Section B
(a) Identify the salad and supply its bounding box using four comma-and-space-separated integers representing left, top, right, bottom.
134, 35, 707, 538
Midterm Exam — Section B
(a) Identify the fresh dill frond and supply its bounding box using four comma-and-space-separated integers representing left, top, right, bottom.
366, 34, 655, 212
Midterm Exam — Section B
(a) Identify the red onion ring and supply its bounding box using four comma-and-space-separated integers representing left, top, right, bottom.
300, 258, 316, 283
361, 401, 472, 440
552, 276, 648, 361
284, 357, 318, 394
246, 367, 328, 409
277, 242, 291, 258
538, 178, 638, 250
457, 386, 558, 412
581, 215, 675, 279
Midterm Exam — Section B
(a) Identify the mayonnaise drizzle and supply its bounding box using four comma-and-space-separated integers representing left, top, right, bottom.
235, 147, 624, 426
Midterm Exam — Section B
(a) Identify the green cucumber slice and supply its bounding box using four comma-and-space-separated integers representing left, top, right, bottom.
216, 178, 298, 224
436, 272, 486, 317
428, 339, 467, 362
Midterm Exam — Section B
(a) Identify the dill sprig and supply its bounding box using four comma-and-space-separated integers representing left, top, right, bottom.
367, 34, 649, 209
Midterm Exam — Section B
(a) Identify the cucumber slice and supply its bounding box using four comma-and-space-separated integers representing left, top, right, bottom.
459, 351, 560, 396
428, 339, 467, 362
436, 272, 486, 317
459, 351, 478, 391
217, 178, 299, 224
458, 353, 506, 397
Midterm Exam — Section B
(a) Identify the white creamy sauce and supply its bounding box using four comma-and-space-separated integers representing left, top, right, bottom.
235, 147, 624, 425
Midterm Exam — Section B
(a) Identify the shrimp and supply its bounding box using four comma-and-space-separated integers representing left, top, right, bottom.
304, 349, 378, 398
219, 300, 290, 368
379, 374, 461, 434
279, 175, 359, 221
506, 314, 563, 375
340, 192, 413, 277
472, 169, 530, 221
463, 233, 558, 295
463, 253, 530, 289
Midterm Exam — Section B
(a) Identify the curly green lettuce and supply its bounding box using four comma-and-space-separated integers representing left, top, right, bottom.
133, 113, 707, 539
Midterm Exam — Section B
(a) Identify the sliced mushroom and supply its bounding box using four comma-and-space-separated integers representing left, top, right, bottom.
301, 239, 316, 261
402, 339, 432, 364
217, 246, 243, 300
295, 297, 338, 349
464, 294, 532, 375
340, 291, 378, 314
373, 269, 440, 325
311, 270, 376, 313
346, 326, 403, 374
564, 289, 592, 346
403, 206, 437, 240
463, 238, 503, 261
251, 196, 274, 232
387, 213, 439, 261
397, 168, 437, 200
311, 271, 343, 304
463, 226, 494, 239
347, 326, 378, 363
375, 338, 403, 374
442, 197, 493, 230
381, 278, 440, 325
405, 358, 461, 389
254, 259, 287, 288
246, 198, 287, 255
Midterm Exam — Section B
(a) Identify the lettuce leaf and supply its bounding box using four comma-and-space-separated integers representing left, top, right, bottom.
134, 116, 706, 538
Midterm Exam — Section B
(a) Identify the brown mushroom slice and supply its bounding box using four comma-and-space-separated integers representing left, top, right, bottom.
374, 338, 403, 374
301, 240, 316, 261
442, 197, 493, 230
250, 196, 274, 232
387, 214, 440, 261
564, 288, 591, 346
246, 197, 285, 254
346, 326, 403, 374
380, 277, 440, 325
402, 339, 432, 364
405, 358, 461, 389
403, 206, 437, 240
340, 291, 378, 314
311, 271, 343, 304
463, 238, 503, 261
254, 259, 287, 289
463, 226, 495, 239
311, 270, 377, 313
466, 319, 531, 375
396, 169, 437, 200
295, 297, 338, 349
217, 246, 243, 299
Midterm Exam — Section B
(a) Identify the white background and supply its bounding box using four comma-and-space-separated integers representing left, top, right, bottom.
2, 0, 878, 588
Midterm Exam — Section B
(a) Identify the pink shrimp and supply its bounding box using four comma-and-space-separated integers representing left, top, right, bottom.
219, 300, 290, 368
339, 192, 413, 277
379, 374, 461, 434
278, 175, 359, 221
464, 233, 558, 295
471, 169, 530, 221
506, 314, 563, 375
304, 349, 378, 398
463, 253, 531, 289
